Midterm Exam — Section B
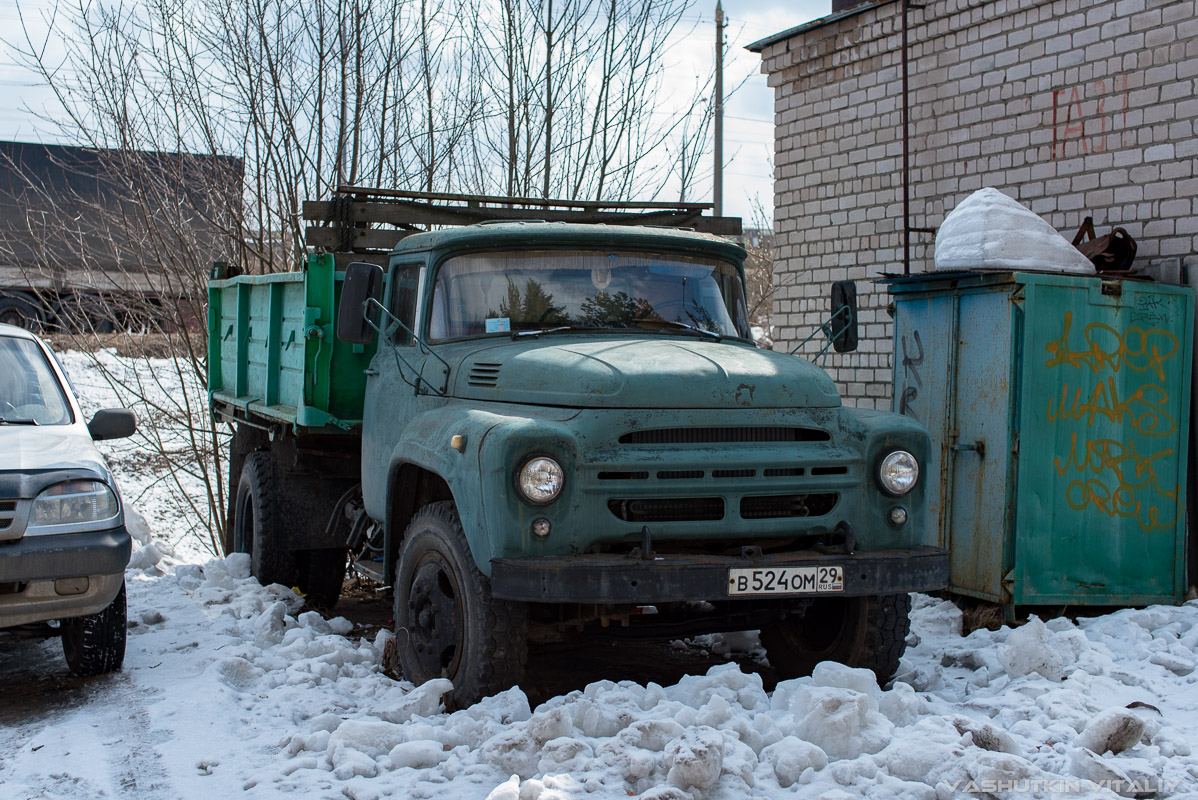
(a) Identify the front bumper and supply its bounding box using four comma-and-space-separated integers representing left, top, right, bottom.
0, 527, 131, 628
491, 545, 949, 603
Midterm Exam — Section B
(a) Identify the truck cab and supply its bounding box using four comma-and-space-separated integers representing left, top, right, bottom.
210, 206, 948, 709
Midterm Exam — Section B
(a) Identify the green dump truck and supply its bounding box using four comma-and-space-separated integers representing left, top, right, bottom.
208, 195, 948, 707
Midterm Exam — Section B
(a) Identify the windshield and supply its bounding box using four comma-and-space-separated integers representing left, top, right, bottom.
0, 336, 73, 425
428, 250, 750, 341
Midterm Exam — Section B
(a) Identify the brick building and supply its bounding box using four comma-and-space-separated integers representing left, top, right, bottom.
749, 0, 1197, 408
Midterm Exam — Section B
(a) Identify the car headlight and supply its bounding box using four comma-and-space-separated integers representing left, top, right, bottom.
517, 457, 564, 505
877, 450, 919, 496
28, 480, 120, 532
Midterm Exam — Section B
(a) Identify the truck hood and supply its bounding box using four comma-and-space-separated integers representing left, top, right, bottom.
450, 337, 842, 409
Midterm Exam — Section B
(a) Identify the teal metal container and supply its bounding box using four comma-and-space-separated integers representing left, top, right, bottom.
207, 253, 377, 431
887, 271, 1193, 608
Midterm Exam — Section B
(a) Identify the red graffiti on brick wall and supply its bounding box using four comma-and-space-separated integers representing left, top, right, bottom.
1051, 77, 1130, 159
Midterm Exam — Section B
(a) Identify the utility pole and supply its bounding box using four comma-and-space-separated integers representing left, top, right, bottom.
714, 1, 724, 217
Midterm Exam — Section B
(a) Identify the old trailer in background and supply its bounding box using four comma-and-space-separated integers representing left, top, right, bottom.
0, 140, 242, 332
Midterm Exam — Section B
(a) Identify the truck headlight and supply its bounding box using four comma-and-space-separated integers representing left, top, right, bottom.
517, 457, 564, 505
877, 451, 919, 496
28, 480, 120, 532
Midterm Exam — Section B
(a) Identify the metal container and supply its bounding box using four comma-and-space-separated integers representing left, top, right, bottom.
887, 271, 1193, 609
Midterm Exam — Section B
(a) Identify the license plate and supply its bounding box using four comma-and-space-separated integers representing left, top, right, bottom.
727, 566, 844, 595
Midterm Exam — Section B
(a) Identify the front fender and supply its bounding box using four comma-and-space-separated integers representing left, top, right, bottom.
383, 406, 503, 573
383, 405, 581, 576
834, 408, 935, 549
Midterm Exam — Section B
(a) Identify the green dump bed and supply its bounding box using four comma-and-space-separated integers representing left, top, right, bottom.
207, 253, 377, 432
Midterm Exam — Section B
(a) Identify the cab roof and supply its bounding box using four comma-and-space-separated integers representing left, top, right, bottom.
390, 221, 748, 263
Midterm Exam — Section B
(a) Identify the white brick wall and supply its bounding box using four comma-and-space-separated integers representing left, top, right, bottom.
756, 0, 1198, 409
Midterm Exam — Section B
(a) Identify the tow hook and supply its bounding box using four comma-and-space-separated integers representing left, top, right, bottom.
640, 526, 654, 560
836, 520, 856, 554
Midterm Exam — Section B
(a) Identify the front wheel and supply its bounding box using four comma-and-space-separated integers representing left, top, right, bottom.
760, 593, 912, 685
393, 501, 527, 710
62, 581, 127, 677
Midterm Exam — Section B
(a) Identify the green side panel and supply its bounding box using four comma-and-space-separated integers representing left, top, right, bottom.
1015, 274, 1193, 605
206, 283, 222, 394
206, 254, 377, 431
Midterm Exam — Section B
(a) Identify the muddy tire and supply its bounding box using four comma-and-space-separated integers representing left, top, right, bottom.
393, 501, 527, 710
300, 548, 347, 610
234, 452, 300, 590
61, 581, 127, 677
761, 593, 912, 685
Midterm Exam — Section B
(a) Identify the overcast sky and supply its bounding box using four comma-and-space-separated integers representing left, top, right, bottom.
673, 0, 828, 225
0, 0, 830, 226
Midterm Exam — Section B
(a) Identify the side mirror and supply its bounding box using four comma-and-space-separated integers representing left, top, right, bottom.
88, 408, 136, 440
830, 280, 858, 353
337, 261, 384, 345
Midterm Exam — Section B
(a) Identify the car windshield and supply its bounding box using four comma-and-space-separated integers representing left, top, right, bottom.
428, 250, 750, 341
0, 336, 73, 425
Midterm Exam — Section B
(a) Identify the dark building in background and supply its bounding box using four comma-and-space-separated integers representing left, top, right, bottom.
0, 140, 243, 330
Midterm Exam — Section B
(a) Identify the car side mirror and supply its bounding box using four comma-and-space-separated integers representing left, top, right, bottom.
830, 280, 858, 353
337, 261, 385, 345
88, 408, 137, 440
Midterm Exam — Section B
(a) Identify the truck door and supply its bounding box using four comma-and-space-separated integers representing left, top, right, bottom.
361, 261, 425, 521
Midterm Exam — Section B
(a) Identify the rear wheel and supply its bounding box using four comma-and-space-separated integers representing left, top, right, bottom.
393, 501, 527, 709
62, 581, 127, 677
760, 593, 912, 684
0, 294, 45, 331
233, 452, 300, 590
54, 294, 116, 334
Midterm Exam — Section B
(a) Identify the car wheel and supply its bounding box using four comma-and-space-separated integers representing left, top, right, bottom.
61, 581, 127, 677
234, 451, 300, 590
393, 501, 527, 710
760, 593, 912, 685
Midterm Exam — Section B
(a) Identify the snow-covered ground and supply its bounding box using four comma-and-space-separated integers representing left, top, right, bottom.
2, 349, 1197, 800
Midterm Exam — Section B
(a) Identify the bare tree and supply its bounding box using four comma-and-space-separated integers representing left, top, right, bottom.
6, 0, 720, 551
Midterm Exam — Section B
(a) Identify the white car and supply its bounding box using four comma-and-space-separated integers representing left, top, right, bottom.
0, 322, 135, 675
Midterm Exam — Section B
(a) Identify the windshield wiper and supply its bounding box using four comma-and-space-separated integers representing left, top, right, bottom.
631, 318, 722, 340
512, 325, 605, 339
0, 416, 38, 425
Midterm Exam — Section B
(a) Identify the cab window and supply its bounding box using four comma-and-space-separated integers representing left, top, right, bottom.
388, 263, 424, 345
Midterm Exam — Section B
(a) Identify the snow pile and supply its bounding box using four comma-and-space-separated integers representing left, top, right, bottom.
143, 563, 1198, 798
935, 187, 1096, 274
5, 549, 1198, 798
903, 596, 1198, 798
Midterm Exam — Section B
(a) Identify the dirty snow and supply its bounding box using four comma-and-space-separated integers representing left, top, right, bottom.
2, 350, 1197, 799
934, 187, 1096, 275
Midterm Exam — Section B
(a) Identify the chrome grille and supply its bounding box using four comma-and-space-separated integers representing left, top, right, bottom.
619, 426, 829, 445
740, 493, 838, 519
608, 497, 724, 523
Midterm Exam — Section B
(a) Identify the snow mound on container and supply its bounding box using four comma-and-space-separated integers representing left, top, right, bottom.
934, 187, 1095, 274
